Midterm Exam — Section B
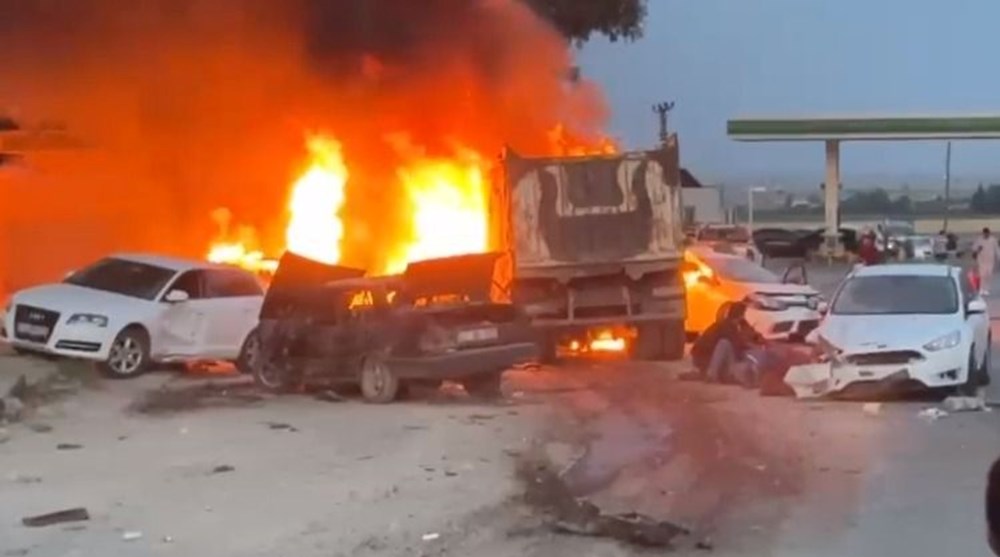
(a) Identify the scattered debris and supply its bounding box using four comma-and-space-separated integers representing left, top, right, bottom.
862, 402, 882, 416
56, 443, 83, 451
315, 389, 347, 403
26, 422, 52, 434
11, 474, 42, 484
22, 507, 90, 527
784, 363, 834, 399
444, 471, 458, 477
162, 535, 174, 544
518, 459, 688, 548
695, 538, 714, 551
265, 422, 296, 431
943, 396, 987, 413
210, 464, 235, 475
122, 531, 143, 541
421, 532, 440, 541
918, 408, 949, 422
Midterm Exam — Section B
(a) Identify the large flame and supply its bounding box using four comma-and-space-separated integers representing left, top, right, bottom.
285, 136, 349, 265
384, 149, 489, 275
208, 129, 615, 277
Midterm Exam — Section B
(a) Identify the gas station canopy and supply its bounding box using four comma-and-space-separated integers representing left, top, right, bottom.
728, 114, 1000, 141
727, 113, 1000, 250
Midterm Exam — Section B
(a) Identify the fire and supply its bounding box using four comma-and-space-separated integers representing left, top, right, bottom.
207, 243, 277, 274
207, 126, 615, 277
385, 150, 489, 274
285, 136, 349, 265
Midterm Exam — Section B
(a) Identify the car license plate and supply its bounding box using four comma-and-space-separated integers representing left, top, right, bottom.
457, 327, 499, 344
15, 322, 49, 339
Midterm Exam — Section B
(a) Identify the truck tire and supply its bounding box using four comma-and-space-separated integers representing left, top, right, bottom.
635, 324, 664, 360
635, 322, 685, 361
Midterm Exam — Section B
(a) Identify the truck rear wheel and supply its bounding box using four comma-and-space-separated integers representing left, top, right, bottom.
635, 322, 685, 361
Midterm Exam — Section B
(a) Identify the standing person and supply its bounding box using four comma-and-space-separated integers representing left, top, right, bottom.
933, 229, 949, 262
973, 228, 1000, 296
857, 229, 881, 266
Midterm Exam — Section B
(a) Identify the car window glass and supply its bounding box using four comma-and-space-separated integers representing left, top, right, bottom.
168, 271, 204, 299
703, 256, 779, 284
204, 269, 264, 298
65, 258, 175, 301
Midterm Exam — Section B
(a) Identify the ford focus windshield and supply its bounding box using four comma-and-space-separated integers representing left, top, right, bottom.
831, 275, 958, 315
65, 258, 176, 300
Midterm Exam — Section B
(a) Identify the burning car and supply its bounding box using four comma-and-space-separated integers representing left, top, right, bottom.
253, 251, 538, 403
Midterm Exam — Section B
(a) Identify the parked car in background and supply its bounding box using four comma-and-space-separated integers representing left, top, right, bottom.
1, 254, 263, 378
683, 247, 822, 341
811, 264, 989, 395
694, 224, 762, 263
906, 235, 935, 260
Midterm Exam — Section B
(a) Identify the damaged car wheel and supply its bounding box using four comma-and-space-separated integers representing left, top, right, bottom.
359, 355, 400, 404
235, 328, 260, 374
253, 353, 296, 393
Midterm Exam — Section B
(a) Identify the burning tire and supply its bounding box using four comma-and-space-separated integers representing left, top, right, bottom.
359, 354, 400, 404
99, 326, 151, 379
462, 371, 503, 399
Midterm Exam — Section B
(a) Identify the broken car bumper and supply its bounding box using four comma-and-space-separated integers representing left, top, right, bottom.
828, 345, 969, 392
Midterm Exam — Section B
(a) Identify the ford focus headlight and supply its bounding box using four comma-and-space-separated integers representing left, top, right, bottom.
67, 313, 108, 327
923, 330, 961, 352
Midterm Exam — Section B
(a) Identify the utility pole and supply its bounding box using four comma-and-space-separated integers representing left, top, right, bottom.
652, 101, 675, 144
943, 141, 952, 231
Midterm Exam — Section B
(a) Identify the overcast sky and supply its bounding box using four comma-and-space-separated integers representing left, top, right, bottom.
580, 0, 1000, 187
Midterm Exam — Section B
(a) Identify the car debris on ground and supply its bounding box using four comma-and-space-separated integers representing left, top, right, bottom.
22, 507, 90, 528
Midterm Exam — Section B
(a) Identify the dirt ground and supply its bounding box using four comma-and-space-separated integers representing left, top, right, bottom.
0, 346, 906, 557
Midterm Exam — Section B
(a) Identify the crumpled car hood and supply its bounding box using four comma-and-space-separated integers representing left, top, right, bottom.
819, 314, 961, 352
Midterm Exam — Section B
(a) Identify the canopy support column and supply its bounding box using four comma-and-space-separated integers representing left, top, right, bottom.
824, 140, 841, 256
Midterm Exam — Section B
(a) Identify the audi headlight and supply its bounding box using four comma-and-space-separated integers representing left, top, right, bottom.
747, 293, 788, 311
923, 330, 961, 352
67, 313, 109, 327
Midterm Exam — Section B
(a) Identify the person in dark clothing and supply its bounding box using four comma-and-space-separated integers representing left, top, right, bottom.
691, 301, 763, 386
987, 455, 1000, 555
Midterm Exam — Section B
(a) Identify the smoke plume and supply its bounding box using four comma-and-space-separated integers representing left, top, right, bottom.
0, 0, 610, 285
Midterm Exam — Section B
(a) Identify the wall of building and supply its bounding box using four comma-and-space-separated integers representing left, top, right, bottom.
681, 186, 724, 225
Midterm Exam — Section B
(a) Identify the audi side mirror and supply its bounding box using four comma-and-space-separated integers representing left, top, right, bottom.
164, 289, 190, 304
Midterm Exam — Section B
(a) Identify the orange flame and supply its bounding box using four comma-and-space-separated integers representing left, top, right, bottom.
384, 147, 489, 274
285, 136, 349, 265
207, 127, 616, 277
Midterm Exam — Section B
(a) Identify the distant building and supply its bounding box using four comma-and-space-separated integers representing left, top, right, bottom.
680, 168, 724, 225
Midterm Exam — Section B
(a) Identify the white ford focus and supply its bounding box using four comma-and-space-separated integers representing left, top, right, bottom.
812, 263, 990, 394
1, 254, 263, 378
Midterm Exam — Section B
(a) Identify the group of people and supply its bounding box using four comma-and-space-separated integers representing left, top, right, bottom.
688, 301, 809, 393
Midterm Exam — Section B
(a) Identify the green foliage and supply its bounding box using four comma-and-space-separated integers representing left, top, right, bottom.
524, 0, 647, 43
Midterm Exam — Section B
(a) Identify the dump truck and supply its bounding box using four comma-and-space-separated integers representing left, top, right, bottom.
491, 135, 686, 361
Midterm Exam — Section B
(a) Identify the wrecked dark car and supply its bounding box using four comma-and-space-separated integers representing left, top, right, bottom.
253, 251, 538, 403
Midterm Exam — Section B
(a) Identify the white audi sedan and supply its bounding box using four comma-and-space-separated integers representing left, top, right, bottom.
812, 264, 990, 394
1, 254, 263, 378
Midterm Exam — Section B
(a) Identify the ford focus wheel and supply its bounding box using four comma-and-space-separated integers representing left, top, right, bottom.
100, 327, 150, 379
359, 355, 399, 404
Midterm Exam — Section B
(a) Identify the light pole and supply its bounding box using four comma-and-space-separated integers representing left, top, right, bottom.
748, 186, 766, 233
